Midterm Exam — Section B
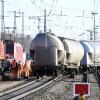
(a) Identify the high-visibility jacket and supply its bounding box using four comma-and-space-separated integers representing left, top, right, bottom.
12, 61, 17, 68
18, 64, 22, 70
24, 62, 31, 71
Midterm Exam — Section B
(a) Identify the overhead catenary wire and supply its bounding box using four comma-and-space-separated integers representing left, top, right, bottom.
1, 0, 100, 40
30, 0, 59, 16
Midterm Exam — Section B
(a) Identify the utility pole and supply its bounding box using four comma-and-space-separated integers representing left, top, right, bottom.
38, 16, 41, 31
13, 11, 16, 41
8, 11, 20, 42
44, 9, 47, 50
91, 11, 98, 78
5, 27, 13, 40
89, 31, 93, 40
0, 0, 5, 40
85, 30, 93, 40
29, 12, 51, 33
20, 12, 25, 48
29, 16, 41, 32
44, 10, 46, 34
22, 12, 24, 34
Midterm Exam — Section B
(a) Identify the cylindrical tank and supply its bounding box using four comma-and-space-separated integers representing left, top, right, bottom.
80, 41, 93, 66
62, 38, 84, 66
30, 33, 64, 67
89, 41, 100, 62
81, 41, 100, 66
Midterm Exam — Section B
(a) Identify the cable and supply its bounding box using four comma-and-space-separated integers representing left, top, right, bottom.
30, 0, 44, 14
48, 0, 60, 16
47, 0, 55, 16
30, 0, 60, 16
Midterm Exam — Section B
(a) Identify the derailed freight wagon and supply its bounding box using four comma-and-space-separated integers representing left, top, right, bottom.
30, 33, 65, 77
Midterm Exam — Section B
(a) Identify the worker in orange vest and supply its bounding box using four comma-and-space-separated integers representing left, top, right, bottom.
11, 59, 18, 79
17, 61, 22, 79
23, 60, 31, 79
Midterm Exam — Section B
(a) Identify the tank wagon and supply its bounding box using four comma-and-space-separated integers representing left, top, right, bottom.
80, 40, 100, 73
30, 32, 100, 77
59, 37, 84, 74
30, 33, 65, 76
30, 33, 85, 77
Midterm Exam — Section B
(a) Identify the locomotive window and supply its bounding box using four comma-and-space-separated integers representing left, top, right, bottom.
6, 43, 14, 54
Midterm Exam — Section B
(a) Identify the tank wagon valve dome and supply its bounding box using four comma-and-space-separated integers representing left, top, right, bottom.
30, 33, 64, 50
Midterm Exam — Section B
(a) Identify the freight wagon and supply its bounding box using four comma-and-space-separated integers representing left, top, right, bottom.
30, 33, 100, 78
30, 33, 84, 77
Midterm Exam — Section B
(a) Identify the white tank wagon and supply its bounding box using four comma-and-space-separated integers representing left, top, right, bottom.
59, 37, 84, 75
81, 41, 100, 67
30, 33, 65, 76
60, 37, 84, 66
80, 41, 100, 74
80, 41, 94, 67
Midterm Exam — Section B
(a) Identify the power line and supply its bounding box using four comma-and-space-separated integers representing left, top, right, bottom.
30, 0, 59, 16
47, 0, 57, 16
30, 0, 44, 14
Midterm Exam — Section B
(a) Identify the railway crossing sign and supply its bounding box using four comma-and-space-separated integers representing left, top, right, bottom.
73, 82, 90, 96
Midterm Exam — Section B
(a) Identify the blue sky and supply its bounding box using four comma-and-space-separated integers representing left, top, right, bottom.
0, 0, 100, 40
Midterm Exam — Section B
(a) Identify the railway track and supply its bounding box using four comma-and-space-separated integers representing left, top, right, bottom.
61, 73, 100, 100
94, 72, 100, 90
0, 78, 36, 97
0, 76, 39, 92
85, 73, 100, 100
0, 75, 62, 100
1, 73, 97, 100
0, 73, 99, 100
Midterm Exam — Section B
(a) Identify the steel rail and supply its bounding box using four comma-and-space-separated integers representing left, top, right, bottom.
0, 75, 62, 100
